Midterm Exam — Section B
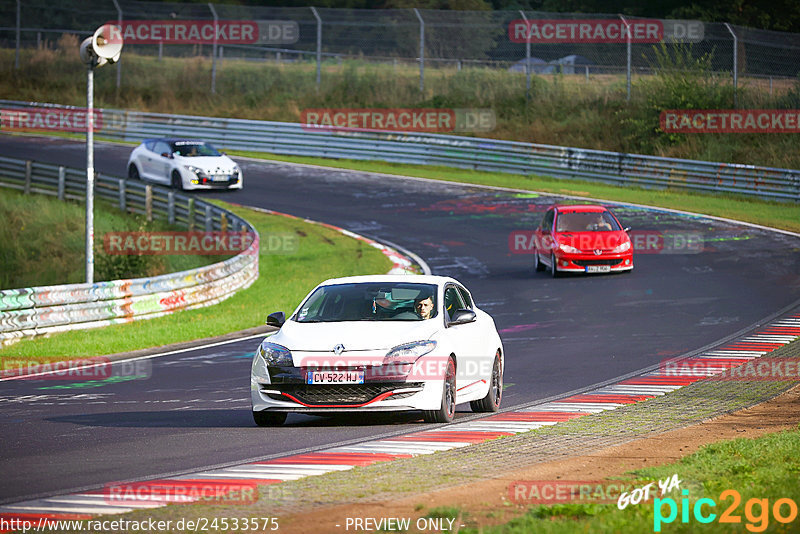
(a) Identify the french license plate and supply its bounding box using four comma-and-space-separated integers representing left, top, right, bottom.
307, 371, 365, 384
585, 265, 611, 273
212, 174, 228, 182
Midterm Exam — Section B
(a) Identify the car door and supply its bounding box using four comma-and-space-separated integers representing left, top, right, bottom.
149, 140, 172, 184
440, 284, 482, 395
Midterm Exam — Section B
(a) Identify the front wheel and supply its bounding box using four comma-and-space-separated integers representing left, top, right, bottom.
424, 356, 456, 423
471, 351, 502, 413
550, 253, 560, 278
253, 410, 287, 427
128, 164, 140, 180
171, 170, 183, 190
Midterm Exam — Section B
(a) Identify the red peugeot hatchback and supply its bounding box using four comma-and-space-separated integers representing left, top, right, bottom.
533, 204, 633, 277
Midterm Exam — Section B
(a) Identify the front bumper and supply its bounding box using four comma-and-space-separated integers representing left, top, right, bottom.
554, 251, 633, 273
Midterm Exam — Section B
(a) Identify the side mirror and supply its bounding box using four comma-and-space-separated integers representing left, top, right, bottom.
448, 309, 476, 326
623, 227, 631, 233
266, 311, 286, 328
161, 152, 173, 159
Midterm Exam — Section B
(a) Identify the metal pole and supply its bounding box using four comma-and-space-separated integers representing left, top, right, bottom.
620, 15, 631, 101
112, 0, 122, 90
208, 3, 218, 94
15, 0, 20, 69
413, 8, 424, 93
519, 10, 531, 101
725, 23, 738, 108
86, 66, 95, 284
310, 7, 321, 87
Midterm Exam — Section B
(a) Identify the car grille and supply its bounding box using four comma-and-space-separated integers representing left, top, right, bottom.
573, 259, 623, 267
262, 383, 424, 405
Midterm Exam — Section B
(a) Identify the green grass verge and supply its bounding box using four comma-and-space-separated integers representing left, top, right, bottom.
461, 424, 800, 533
0, 200, 392, 360
229, 150, 800, 234
0, 188, 220, 288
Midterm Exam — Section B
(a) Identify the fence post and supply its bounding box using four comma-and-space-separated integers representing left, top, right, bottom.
24, 160, 31, 194
725, 23, 738, 108
168, 191, 175, 225
158, 42, 163, 61
220, 212, 227, 232
310, 7, 322, 88
519, 10, 531, 102
187, 198, 195, 230
620, 14, 631, 101
57, 166, 65, 200
15, 0, 20, 70
112, 0, 122, 90
145, 184, 152, 222
208, 3, 218, 94
413, 8, 425, 93
204, 205, 213, 232
118, 178, 125, 211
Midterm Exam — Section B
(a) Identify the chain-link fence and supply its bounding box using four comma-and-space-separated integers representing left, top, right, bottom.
1, 0, 799, 100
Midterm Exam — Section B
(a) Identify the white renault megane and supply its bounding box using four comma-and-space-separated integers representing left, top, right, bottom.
127, 138, 242, 190
250, 275, 504, 426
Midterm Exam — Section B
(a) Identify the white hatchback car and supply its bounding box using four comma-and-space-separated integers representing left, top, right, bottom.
127, 139, 242, 190
250, 275, 504, 426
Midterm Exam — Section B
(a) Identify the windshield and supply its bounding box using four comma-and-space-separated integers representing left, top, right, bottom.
171, 141, 221, 157
295, 282, 439, 323
556, 210, 620, 232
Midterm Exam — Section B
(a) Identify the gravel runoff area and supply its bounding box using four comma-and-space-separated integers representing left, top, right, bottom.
253, 325, 800, 517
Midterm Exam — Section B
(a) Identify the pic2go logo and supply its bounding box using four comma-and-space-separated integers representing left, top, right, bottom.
654, 489, 799, 532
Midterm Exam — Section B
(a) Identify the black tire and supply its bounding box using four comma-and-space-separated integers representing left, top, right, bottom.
128, 164, 140, 180
424, 356, 456, 423
550, 253, 560, 278
534, 249, 545, 272
171, 170, 183, 190
252, 410, 287, 427
471, 351, 503, 413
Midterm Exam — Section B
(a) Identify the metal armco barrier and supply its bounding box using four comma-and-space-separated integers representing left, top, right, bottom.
0, 155, 259, 345
1, 99, 799, 201
4, 100, 800, 202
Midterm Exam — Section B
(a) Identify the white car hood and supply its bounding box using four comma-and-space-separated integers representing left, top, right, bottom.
271, 319, 441, 360
175, 155, 236, 173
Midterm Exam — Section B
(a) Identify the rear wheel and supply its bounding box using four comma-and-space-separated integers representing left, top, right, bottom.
424, 356, 456, 423
252, 410, 287, 427
171, 170, 183, 190
471, 351, 502, 413
128, 164, 140, 180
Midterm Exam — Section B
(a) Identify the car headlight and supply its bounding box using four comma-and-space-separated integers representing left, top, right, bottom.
183, 165, 208, 178
384, 340, 437, 365
610, 241, 631, 253
258, 342, 293, 367
559, 243, 581, 254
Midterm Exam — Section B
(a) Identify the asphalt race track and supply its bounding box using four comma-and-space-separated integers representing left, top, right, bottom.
1, 135, 799, 504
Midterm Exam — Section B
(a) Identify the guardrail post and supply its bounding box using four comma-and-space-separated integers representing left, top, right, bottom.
167, 191, 175, 225
187, 198, 195, 230
204, 205, 213, 232
220, 212, 227, 232
58, 167, 66, 200
24, 160, 31, 194
118, 178, 125, 211
310, 7, 322, 88
145, 184, 152, 222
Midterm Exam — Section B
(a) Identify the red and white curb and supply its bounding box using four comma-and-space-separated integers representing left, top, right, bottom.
2, 313, 798, 527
